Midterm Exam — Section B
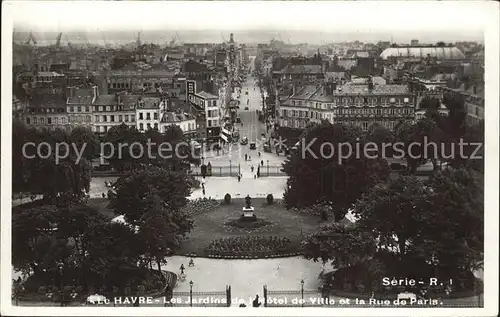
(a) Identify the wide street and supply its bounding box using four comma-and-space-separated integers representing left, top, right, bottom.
201, 57, 285, 178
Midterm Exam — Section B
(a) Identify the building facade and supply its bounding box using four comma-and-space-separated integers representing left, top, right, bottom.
278, 79, 415, 131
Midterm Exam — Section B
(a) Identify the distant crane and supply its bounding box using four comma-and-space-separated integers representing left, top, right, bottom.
25, 31, 37, 45
175, 32, 183, 45
169, 36, 177, 47
55, 32, 62, 48
65, 34, 72, 51
136, 30, 142, 47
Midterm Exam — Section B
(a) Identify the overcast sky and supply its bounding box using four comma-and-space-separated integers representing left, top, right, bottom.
4, 1, 494, 43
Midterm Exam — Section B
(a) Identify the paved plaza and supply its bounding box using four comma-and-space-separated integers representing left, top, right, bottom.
190, 176, 287, 200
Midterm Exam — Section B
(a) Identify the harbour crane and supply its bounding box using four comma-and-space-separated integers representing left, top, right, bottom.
25, 31, 37, 45
175, 32, 183, 45
55, 32, 62, 48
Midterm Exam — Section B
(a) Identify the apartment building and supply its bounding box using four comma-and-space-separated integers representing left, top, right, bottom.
278, 79, 415, 131
92, 93, 138, 134
66, 86, 98, 129
186, 80, 222, 143
23, 94, 69, 130
136, 97, 164, 132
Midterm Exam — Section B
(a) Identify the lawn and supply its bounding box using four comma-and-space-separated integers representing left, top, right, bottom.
179, 198, 323, 255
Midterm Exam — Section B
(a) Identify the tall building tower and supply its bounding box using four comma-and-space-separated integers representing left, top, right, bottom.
229, 33, 234, 44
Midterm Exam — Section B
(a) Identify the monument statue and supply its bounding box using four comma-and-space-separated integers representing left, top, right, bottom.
245, 195, 252, 208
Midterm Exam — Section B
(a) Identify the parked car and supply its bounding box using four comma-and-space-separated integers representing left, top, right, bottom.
244, 107, 249, 110
263, 142, 271, 153
236, 117, 241, 123
240, 137, 248, 145
249, 142, 256, 150
390, 163, 407, 171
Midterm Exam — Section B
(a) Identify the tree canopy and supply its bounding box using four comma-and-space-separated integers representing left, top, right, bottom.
283, 121, 389, 220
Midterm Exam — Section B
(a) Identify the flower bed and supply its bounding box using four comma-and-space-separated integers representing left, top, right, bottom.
224, 216, 275, 233
183, 198, 220, 215
204, 236, 297, 258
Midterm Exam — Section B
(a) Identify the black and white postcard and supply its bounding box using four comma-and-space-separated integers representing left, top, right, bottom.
1, 1, 498, 316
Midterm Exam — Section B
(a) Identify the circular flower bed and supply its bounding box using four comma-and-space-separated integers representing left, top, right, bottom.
224, 216, 275, 233
183, 198, 220, 215
204, 236, 296, 257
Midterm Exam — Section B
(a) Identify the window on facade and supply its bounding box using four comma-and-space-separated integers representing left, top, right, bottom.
26, 117, 31, 124
147, 123, 151, 130
154, 112, 158, 120
102, 115, 107, 122
404, 98, 409, 103
86, 115, 91, 123
110, 115, 115, 122
77, 106, 81, 112
139, 123, 144, 130
131, 115, 135, 122
154, 123, 158, 130
85, 106, 90, 112
40, 117, 45, 124
139, 113, 143, 120
146, 113, 151, 120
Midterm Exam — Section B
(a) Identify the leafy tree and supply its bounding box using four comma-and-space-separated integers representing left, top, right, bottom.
283, 121, 389, 220
82, 222, 142, 286
354, 176, 433, 260
110, 166, 195, 226
419, 168, 484, 277
12, 204, 60, 273
365, 123, 394, 157
302, 223, 384, 290
394, 118, 444, 173
303, 223, 377, 268
136, 194, 191, 273
103, 123, 146, 172
70, 127, 99, 160
12, 124, 91, 203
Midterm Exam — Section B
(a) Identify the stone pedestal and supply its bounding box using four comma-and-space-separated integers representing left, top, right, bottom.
242, 207, 255, 218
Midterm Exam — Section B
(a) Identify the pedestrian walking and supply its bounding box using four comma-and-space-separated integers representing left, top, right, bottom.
237, 174, 241, 182
245, 154, 248, 161
258, 151, 261, 157
180, 264, 185, 274
251, 165, 254, 173
189, 258, 195, 267
254, 174, 257, 179
252, 295, 261, 307
202, 188, 206, 196
261, 160, 264, 166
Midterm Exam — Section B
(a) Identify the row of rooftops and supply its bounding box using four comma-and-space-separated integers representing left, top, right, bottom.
288, 82, 411, 102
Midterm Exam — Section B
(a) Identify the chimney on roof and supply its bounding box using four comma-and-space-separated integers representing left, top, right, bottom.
92, 85, 99, 100
473, 85, 477, 95
66, 86, 76, 99
367, 77, 374, 91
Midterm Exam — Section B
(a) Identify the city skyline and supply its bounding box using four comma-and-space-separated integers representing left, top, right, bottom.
7, 0, 489, 45
12, 29, 484, 46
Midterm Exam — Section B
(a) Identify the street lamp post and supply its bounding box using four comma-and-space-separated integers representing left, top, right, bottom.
229, 160, 232, 176
267, 160, 269, 176
301, 280, 304, 307
189, 281, 193, 307
57, 262, 64, 307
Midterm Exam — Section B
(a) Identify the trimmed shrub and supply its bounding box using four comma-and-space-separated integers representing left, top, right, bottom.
266, 194, 274, 205
224, 193, 231, 204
